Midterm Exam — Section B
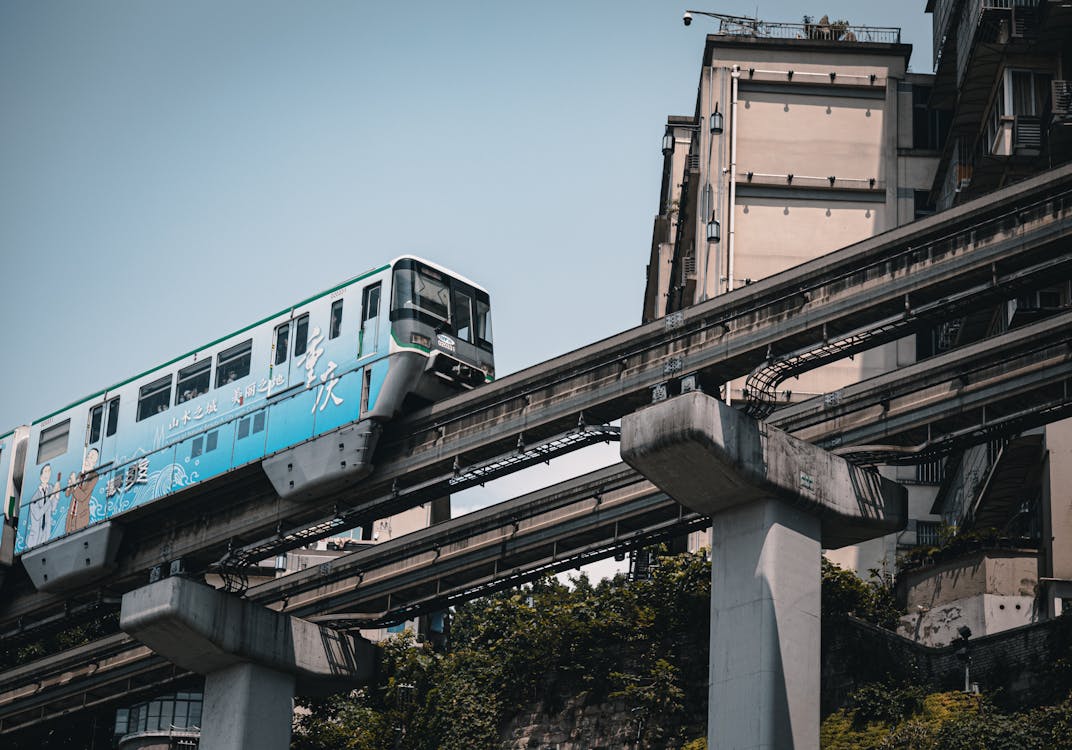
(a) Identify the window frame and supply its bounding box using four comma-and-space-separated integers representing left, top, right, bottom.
175, 360, 212, 405
329, 299, 344, 339
105, 396, 120, 437
216, 339, 253, 387
37, 419, 71, 464
293, 314, 310, 358
88, 404, 104, 444
273, 323, 290, 366
362, 283, 381, 323
137, 375, 173, 422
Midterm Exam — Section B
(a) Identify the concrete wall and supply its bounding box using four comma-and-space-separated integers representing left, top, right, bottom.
736, 90, 885, 184
1043, 418, 1072, 581
895, 551, 1041, 645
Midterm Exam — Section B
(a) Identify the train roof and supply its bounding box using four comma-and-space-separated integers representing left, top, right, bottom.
391, 255, 488, 294
29, 256, 486, 427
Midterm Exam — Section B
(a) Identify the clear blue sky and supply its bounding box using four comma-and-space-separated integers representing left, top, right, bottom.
0, 2, 932, 434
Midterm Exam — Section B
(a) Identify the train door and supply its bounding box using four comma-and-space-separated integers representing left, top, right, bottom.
270, 313, 309, 392
97, 395, 121, 472
358, 282, 382, 358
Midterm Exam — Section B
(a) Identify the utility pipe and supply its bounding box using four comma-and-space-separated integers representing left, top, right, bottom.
728, 65, 740, 293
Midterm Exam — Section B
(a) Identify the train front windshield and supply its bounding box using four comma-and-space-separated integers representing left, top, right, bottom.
392, 261, 492, 351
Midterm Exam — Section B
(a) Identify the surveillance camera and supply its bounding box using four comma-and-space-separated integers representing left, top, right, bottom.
683, 11, 693, 26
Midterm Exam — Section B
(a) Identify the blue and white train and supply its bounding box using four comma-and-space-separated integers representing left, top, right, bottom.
0, 256, 493, 591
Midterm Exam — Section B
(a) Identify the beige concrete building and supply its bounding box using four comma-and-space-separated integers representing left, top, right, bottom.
649, 8, 1072, 645
644, 15, 942, 574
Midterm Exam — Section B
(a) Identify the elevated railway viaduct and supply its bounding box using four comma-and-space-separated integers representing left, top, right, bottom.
3, 164, 1072, 735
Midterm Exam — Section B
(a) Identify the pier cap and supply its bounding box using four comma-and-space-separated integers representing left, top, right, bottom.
621, 392, 907, 548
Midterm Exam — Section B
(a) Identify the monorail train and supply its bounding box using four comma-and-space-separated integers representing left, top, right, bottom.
0, 256, 493, 591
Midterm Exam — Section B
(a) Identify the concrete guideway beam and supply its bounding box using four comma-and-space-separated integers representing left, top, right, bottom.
120, 577, 374, 750
622, 392, 906, 749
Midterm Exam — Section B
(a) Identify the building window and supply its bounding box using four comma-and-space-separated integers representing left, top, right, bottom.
916, 459, 945, 485
116, 692, 202, 737
216, 340, 252, 387
914, 190, 935, 221
37, 420, 70, 464
1010, 69, 1053, 117
176, 360, 211, 404
912, 85, 950, 151
137, 375, 172, 421
916, 521, 942, 547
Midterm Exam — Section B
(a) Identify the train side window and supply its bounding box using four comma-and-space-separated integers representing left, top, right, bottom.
216, 340, 252, 387
362, 284, 381, 322
106, 397, 120, 437
453, 289, 473, 342
329, 300, 344, 339
236, 411, 265, 440
38, 420, 70, 464
475, 299, 493, 348
191, 430, 219, 459
293, 314, 310, 358
88, 405, 104, 444
273, 323, 289, 366
176, 360, 211, 404
137, 375, 172, 421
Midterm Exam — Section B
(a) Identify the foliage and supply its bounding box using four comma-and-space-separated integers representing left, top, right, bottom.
821, 558, 902, 629
848, 683, 926, 727
822, 689, 1072, 750
0, 610, 120, 670
291, 549, 711, 750
896, 526, 1033, 575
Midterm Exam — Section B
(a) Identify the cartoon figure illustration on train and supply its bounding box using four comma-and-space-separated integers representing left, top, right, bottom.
0, 257, 493, 592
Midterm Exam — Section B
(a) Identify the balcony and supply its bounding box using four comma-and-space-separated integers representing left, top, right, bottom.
954, 1, 1040, 88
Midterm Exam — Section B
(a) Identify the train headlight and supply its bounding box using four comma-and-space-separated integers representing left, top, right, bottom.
410, 333, 431, 349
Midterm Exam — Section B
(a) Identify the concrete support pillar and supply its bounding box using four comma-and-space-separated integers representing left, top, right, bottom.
622, 392, 906, 750
121, 576, 374, 750
711, 498, 820, 748
201, 663, 295, 750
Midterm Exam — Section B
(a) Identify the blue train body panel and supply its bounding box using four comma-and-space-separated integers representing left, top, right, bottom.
11, 257, 494, 564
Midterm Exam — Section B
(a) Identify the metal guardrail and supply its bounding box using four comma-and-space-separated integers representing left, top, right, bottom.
717, 19, 900, 44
